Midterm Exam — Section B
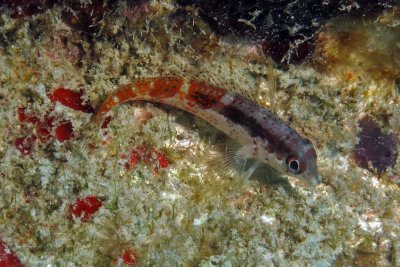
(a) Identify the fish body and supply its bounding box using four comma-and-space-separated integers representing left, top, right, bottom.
96, 77, 320, 186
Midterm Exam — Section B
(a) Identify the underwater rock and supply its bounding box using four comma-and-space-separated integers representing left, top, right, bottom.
312, 16, 400, 80
123, 144, 170, 174
42, 31, 86, 67
15, 92, 84, 152
2, 0, 58, 18
61, 0, 115, 34
178, 0, 399, 65
169, 8, 192, 29
17, 107, 53, 145
351, 118, 398, 174
15, 135, 36, 156
123, 0, 153, 22
261, 37, 315, 66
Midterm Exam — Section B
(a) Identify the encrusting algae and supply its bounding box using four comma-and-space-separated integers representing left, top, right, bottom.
0, 1, 399, 266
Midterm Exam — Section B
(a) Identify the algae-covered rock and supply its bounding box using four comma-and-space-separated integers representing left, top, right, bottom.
0, 1, 399, 266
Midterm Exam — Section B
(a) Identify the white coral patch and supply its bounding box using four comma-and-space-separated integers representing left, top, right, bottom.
193, 213, 208, 226
260, 214, 276, 224
358, 217, 382, 233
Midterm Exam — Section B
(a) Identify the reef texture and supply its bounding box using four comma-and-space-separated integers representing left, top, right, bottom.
178, 0, 398, 65
0, 0, 399, 266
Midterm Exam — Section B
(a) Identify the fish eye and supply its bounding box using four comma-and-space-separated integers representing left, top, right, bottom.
286, 155, 301, 174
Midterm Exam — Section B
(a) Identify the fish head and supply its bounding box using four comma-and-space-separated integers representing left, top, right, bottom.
283, 139, 321, 187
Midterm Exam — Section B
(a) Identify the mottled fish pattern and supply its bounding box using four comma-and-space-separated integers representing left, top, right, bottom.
96, 77, 320, 186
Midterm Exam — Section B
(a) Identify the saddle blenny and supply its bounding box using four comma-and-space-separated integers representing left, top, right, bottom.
95, 77, 320, 186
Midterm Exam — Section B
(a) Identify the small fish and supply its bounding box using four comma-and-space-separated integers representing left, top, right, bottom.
95, 77, 320, 186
